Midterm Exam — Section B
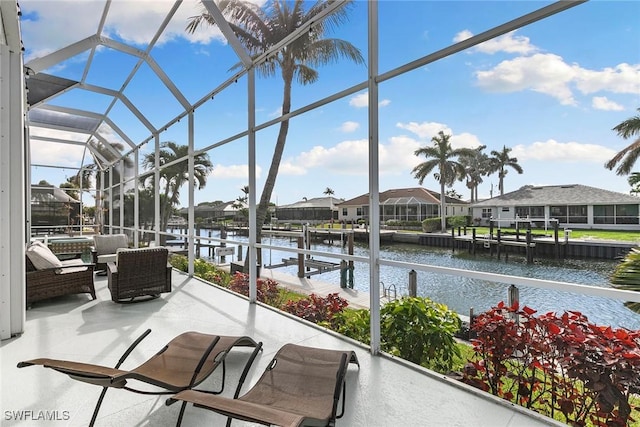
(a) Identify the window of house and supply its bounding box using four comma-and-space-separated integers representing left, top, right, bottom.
593, 205, 614, 224
342, 208, 347, 216
481, 208, 492, 219
356, 207, 362, 217
568, 205, 587, 223
616, 204, 640, 224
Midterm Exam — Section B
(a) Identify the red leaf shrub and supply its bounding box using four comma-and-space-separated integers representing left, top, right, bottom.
228, 273, 281, 306
462, 302, 640, 426
282, 292, 348, 325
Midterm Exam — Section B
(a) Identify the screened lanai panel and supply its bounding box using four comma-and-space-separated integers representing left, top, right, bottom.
123, 61, 186, 132
377, 1, 556, 76
199, 137, 248, 207
42, 86, 115, 115
83, 46, 145, 93
151, 11, 245, 106
107, 99, 155, 148
253, 95, 368, 205
101, 0, 175, 52
250, 3, 367, 117
28, 109, 100, 133
192, 75, 248, 151
25, 73, 77, 106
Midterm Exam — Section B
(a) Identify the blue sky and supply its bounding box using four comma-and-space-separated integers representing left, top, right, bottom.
22, 0, 640, 207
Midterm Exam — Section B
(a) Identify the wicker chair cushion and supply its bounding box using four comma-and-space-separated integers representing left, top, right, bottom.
26, 241, 63, 270
94, 234, 128, 256
59, 258, 90, 274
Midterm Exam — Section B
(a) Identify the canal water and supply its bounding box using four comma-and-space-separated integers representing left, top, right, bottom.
189, 230, 640, 331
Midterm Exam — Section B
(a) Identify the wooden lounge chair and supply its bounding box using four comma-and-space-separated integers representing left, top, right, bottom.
168, 343, 360, 427
18, 329, 263, 426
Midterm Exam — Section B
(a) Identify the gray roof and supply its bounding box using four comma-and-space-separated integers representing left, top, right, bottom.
278, 197, 343, 209
471, 184, 640, 207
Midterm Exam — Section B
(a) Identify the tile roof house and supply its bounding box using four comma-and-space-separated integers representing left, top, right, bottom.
336, 187, 469, 223
470, 184, 640, 230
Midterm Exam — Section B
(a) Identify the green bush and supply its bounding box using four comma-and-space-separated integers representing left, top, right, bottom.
421, 217, 441, 232
447, 215, 469, 228
333, 297, 461, 373
169, 255, 232, 287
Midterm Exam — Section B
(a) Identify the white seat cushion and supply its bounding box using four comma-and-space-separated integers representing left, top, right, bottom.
93, 234, 129, 256
26, 241, 63, 270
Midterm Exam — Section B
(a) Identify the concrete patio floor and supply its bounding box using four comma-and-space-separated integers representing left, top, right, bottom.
1, 269, 563, 427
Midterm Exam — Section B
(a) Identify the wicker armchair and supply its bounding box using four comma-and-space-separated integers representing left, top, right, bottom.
107, 247, 172, 303
25, 256, 96, 306
92, 234, 129, 273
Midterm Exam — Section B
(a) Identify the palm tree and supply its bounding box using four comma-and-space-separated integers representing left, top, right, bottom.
610, 248, 640, 313
73, 139, 133, 231
412, 131, 475, 231
605, 108, 640, 176
459, 145, 489, 202
629, 172, 640, 195
489, 145, 523, 196
141, 141, 213, 231
187, 0, 364, 265
323, 187, 335, 224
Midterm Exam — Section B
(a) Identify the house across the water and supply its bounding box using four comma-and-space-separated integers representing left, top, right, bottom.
337, 187, 469, 223
470, 184, 640, 230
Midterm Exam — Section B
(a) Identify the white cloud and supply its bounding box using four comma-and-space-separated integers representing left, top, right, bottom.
395, 122, 482, 149
511, 139, 616, 163
476, 53, 577, 105
396, 121, 450, 139
348, 92, 391, 108
454, 30, 538, 55
575, 63, 640, 95
475, 53, 640, 106
30, 139, 86, 167
340, 121, 360, 133
19, 0, 268, 61
592, 96, 624, 111
210, 164, 262, 179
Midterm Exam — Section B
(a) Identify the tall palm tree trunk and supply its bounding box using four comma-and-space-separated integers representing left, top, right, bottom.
253, 69, 293, 267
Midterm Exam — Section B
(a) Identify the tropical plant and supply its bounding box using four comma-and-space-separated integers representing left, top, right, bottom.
489, 145, 523, 196
459, 145, 489, 202
464, 302, 640, 426
628, 172, 640, 195
187, 0, 364, 269
332, 296, 462, 373
445, 189, 463, 200
412, 131, 475, 231
610, 247, 640, 313
605, 108, 640, 176
324, 187, 335, 222
73, 138, 133, 230
141, 141, 213, 231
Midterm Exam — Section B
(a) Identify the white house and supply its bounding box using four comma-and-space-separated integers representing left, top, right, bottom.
470, 184, 640, 230
337, 187, 469, 223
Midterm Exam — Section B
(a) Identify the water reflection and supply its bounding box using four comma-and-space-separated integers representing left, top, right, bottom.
194, 230, 640, 330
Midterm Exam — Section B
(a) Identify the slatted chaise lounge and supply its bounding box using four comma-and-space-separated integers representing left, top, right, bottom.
167, 343, 360, 427
18, 329, 263, 426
